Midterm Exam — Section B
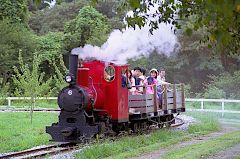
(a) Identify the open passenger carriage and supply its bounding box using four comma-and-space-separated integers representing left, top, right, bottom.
128, 84, 185, 122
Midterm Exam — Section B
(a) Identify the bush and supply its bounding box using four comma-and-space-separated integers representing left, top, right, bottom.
203, 86, 225, 99
12, 52, 52, 97
203, 71, 240, 99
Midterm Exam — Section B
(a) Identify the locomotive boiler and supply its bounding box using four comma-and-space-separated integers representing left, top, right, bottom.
46, 55, 185, 143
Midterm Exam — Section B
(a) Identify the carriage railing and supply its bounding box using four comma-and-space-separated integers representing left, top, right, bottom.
128, 84, 185, 114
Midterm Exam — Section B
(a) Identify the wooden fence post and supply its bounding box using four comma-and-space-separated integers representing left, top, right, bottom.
173, 84, 177, 111
153, 84, 158, 112
181, 84, 185, 109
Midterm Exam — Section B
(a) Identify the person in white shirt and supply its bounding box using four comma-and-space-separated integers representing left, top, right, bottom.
157, 68, 170, 85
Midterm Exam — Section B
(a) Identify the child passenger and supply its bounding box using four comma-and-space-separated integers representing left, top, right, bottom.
127, 70, 136, 94
144, 76, 157, 94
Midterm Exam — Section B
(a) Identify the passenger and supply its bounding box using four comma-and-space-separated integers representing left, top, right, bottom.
140, 68, 146, 80
133, 67, 142, 86
157, 68, 170, 85
149, 68, 158, 79
156, 68, 170, 106
144, 76, 157, 94
104, 70, 111, 81
148, 68, 165, 105
127, 70, 136, 94
121, 74, 127, 87
137, 75, 145, 94
157, 68, 167, 82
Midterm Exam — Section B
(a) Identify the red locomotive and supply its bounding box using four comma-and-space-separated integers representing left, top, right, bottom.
46, 55, 185, 142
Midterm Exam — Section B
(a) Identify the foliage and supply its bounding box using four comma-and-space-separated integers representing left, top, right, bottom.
113, 0, 240, 55
64, 5, 110, 51
183, 84, 192, 98
203, 86, 225, 99
29, 1, 88, 35
0, 0, 29, 24
203, 71, 240, 99
0, 81, 10, 105
49, 55, 68, 96
37, 32, 64, 61
0, 20, 38, 83
12, 52, 52, 97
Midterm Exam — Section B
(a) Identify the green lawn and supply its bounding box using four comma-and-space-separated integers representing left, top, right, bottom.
0, 112, 58, 153
75, 112, 220, 159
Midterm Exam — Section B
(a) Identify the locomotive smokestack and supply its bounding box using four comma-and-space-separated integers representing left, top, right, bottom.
69, 54, 78, 80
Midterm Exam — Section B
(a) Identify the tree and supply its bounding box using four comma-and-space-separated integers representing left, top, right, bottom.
38, 32, 64, 61
29, 0, 88, 35
64, 5, 109, 51
102, 0, 240, 55
12, 52, 52, 97
0, 0, 29, 25
203, 71, 240, 99
0, 20, 39, 84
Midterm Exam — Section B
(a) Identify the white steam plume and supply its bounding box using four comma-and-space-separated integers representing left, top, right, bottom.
72, 7, 179, 64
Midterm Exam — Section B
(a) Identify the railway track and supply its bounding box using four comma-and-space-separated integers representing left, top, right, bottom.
170, 117, 184, 127
0, 117, 184, 159
0, 143, 79, 159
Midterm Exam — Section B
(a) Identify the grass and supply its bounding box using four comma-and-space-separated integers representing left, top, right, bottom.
76, 130, 190, 159
0, 112, 58, 153
185, 112, 220, 135
234, 155, 240, 159
162, 131, 240, 159
75, 112, 220, 159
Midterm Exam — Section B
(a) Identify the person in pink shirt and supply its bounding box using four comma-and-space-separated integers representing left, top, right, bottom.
144, 68, 158, 94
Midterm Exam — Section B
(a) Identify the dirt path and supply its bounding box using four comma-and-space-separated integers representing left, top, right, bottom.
130, 122, 240, 159
205, 144, 240, 159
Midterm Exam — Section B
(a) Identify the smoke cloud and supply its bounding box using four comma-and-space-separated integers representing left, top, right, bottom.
72, 11, 179, 64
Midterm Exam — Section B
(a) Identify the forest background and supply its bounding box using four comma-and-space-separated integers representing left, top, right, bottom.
0, 0, 240, 101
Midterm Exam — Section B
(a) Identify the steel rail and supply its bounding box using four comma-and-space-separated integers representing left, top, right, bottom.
0, 143, 77, 159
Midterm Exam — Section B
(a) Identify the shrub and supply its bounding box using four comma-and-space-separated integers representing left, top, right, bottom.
203, 71, 240, 99
12, 52, 52, 97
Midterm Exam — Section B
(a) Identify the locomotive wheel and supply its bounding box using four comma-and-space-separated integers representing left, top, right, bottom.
170, 114, 175, 124
132, 122, 139, 133
164, 115, 173, 127
158, 123, 164, 128
164, 122, 171, 127
141, 122, 147, 131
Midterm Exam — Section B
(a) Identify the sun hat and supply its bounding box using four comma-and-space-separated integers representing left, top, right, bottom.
149, 68, 159, 75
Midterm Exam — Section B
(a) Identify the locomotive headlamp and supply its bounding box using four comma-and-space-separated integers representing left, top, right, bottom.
65, 75, 72, 83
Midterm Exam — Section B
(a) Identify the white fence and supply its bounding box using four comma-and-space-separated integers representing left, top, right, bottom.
186, 98, 240, 117
1, 97, 240, 116
0, 97, 57, 107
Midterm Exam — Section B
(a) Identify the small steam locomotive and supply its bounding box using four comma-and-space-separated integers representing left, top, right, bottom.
46, 55, 185, 143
